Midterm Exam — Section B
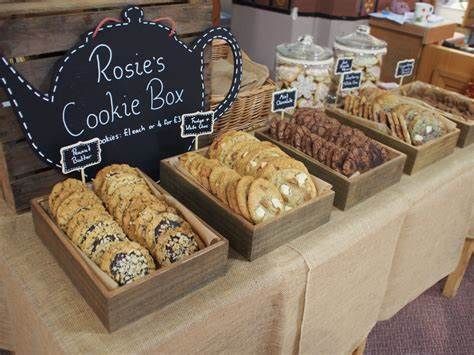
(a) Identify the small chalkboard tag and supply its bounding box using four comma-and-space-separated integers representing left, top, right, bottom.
341, 71, 362, 91
180, 110, 215, 150
335, 57, 353, 75
395, 59, 415, 79
272, 88, 297, 113
60, 138, 102, 181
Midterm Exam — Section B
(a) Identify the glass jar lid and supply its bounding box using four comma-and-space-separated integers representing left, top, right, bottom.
334, 25, 387, 55
276, 35, 333, 65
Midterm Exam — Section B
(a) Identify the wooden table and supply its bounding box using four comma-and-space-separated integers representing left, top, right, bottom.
369, 18, 456, 83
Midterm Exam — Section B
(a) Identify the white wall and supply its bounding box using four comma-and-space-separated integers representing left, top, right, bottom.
221, 0, 232, 13
231, 4, 368, 76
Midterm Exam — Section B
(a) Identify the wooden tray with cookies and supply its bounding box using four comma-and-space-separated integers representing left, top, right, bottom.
160, 131, 335, 261
255, 110, 407, 210
31, 165, 228, 331
395, 81, 474, 147
326, 88, 460, 174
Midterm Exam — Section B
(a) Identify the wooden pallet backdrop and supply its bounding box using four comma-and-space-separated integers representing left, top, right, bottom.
0, 0, 213, 212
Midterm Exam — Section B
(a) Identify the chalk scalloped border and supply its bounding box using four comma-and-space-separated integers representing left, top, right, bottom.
0, 5, 242, 168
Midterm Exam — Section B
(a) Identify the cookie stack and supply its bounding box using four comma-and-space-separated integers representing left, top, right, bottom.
342, 88, 449, 146
180, 131, 318, 224
403, 87, 474, 122
93, 164, 199, 267
269, 109, 389, 177
49, 178, 155, 286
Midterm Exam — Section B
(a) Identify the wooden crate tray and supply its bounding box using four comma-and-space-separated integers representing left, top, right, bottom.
0, 0, 213, 212
396, 81, 474, 148
325, 107, 460, 175
255, 129, 407, 210
31, 176, 228, 332
159, 148, 335, 261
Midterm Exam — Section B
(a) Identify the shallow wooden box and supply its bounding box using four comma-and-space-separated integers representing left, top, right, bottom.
255, 129, 406, 210
397, 81, 474, 148
160, 149, 335, 261
31, 181, 228, 332
326, 107, 460, 175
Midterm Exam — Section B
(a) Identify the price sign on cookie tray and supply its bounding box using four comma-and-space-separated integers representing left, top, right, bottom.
272, 88, 297, 118
341, 71, 362, 92
60, 138, 102, 182
395, 59, 415, 86
180, 110, 215, 150
334, 57, 353, 75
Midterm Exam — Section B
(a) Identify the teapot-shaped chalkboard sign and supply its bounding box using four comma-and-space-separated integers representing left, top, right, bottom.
0, 6, 242, 179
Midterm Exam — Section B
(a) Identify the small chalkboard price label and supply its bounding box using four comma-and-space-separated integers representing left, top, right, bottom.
395, 59, 415, 79
181, 110, 214, 137
60, 138, 102, 181
272, 88, 297, 113
335, 57, 353, 75
341, 71, 362, 91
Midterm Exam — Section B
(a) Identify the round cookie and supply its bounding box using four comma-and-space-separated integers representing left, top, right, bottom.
49, 179, 88, 217
81, 223, 126, 263
236, 176, 254, 222
247, 178, 284, 224
71, 217, 116, 248
215, 170, 240, 205
208, 166, 233, 196
256, 156, 308, 177
264, 168, 317, 208
197, 159, 221, 191
152, 227, 199, 267
233, 142, 274, 175
130, 201, 176, 246
100, 173, 144, 204
143, 212, 189, 250
122, 194, 171, 236
100, 241, 155, 286
55, 191, 103, 231
229, 141, 264, 170
65, 206, 110, 238
226, 178, 241, 216
93, 164, 139, 197
239, 146, 287, 176
106, 183, 151, 219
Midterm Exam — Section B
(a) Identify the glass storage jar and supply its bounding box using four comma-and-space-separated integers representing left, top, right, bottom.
275, 35, 333, 110
330, 25, 387, 100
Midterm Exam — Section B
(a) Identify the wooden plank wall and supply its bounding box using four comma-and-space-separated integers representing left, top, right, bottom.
0, 0, 213, 211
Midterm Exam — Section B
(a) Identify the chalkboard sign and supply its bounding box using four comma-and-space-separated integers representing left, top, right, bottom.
60, 138, 102, 174
272, 88, 297, 112
395, 59, 415, 78
0, 6, 243, 180
181, 110, 214, 138
334, 57, 353, 75
341, 71, 362, 91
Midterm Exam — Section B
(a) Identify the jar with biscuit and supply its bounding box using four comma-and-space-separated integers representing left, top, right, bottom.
275, 35, 333, 110
329, 25, 387, 101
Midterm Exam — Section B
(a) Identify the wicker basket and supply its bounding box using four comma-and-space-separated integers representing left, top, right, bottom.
211, 40, 276, 137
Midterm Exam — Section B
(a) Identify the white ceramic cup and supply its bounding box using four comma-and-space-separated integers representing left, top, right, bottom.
415, 2, 434, 24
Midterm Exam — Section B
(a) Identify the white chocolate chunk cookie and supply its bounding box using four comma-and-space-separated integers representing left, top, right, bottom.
247, 178, 284, 224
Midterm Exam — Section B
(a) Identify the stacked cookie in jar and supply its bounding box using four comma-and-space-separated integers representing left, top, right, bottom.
275, 35, 333, 110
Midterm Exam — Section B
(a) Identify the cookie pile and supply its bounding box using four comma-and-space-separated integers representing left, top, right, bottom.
48, 178, 155, 286
269, 108, 389, 177
93, 164, 199, 267
180, 131, 318, 224
342, 88, 449, 146
402, 87, 474, 122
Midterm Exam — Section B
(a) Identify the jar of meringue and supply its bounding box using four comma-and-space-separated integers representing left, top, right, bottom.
275, 35, 333, 110
330, 25, 387, 101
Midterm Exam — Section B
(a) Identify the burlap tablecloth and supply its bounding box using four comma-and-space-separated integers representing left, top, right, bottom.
0, 145, 472, 354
